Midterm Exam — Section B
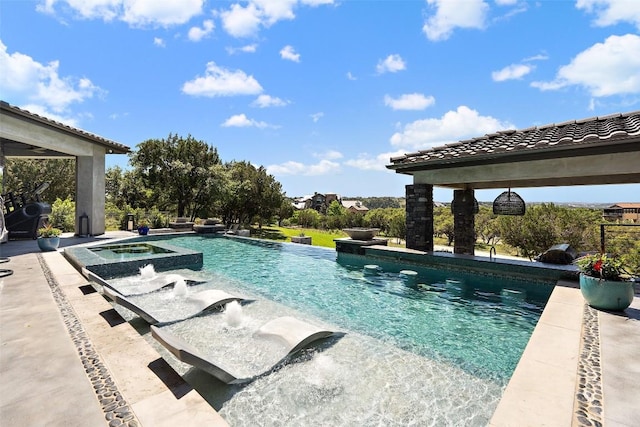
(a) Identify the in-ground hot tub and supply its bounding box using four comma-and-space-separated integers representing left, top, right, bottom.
64, 239, 203, 279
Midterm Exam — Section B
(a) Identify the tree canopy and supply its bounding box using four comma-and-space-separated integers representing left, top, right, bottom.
2, 158, 75, 204
130, 134, 222, 219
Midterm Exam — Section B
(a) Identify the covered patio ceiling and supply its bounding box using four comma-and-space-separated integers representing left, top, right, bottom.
387, 111, 640, 190
0, 101, 129, 160
0, 100, 129, 236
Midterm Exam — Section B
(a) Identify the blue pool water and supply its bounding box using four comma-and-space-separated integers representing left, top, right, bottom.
111, 235, 554, 426
165, 236, 551, 382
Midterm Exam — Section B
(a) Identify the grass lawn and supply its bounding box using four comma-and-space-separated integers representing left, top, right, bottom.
252, 226, 347, 248
251, 226, 519, 256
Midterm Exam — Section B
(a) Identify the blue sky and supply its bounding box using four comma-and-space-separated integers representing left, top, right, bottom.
1, 0, 639, 203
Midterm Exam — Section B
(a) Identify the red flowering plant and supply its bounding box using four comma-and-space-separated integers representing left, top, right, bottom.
575, 253, 630, 282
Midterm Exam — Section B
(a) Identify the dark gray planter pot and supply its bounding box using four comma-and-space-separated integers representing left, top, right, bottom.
291, 236, 312, 245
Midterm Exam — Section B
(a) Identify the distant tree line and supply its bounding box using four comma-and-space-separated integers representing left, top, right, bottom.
107, 134, 285, 228
286, 201, 406, 242
2, 137, 637, 274
2, 134, 286, 231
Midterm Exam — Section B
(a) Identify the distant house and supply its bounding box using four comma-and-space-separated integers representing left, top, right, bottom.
342, 200, 369, 214
292, 192, 341, 214
292, 193, 369, 214
603, 203, 640, 223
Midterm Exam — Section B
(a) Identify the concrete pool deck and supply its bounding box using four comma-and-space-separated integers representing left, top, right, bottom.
1, 233, 638, 426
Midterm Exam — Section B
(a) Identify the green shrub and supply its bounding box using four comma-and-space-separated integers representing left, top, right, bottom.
49, 198, 75, 232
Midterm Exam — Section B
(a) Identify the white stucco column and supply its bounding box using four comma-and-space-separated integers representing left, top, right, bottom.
76, 147, 106, 236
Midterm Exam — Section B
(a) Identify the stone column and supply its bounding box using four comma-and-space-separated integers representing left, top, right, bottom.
405, 184, 433, 252
452, 189, 475, 255
75, 148, 106, 236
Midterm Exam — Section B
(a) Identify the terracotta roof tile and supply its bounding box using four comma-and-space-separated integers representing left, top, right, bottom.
388, 110, 640, 168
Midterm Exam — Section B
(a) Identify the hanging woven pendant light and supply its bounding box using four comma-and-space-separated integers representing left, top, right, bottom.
493, 188, 525, 215
451, 196, 480, 214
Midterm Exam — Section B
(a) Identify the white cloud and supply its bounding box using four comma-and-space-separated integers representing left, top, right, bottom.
344, 152, 399, 171
254, 0, 297, 25
302, 0, 335, 5
153, 37, 165, 47
523, 53, 549, 62
220, 3, 262, 37
221, 113, 278, 129
188, 19, 214, 42
38, 0, 204, 27
423, 0, 489, 41
219, 0, 335, 38
376, 54, 406, 74
226, 44, 258, 54
0, 41, 103, 117
310, 112, 324, 122
389, 106, 514, 151
531, 34, 640, 97
346, 71, 357, 80
251, 94, 289, 107
577, 0, 640, 29
313, 150, 343, 160
182, 62, 263, 97
267, 159, 340, 176
280, 45, 300, 62
384, 93, 435, 110
491, 63, 533, 81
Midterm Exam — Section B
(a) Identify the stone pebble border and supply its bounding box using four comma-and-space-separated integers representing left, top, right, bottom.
37, 254, 140, 427
38, 250, 606, 426
573, 303, 603, 427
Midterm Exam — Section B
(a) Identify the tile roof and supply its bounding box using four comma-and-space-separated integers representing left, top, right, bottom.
1, 100, 130, 154
388, 110, 640, 169
342, 200, 368, 211
607, 203, 640, 209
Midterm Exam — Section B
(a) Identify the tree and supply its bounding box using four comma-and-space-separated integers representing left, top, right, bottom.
130, 134, 222, 219
295, 209, 321, 228
475, 206, 500, 245
217, 161, 285, 227
326, 200, 347, 230
358, 197, 403, 209
498, 204, 601, 259
433, 206, 455, 245
278, 199, 294, 226
345, 211, 365, 228
3, 158, 75, 204
388, 209, 406, 244
364, 208, 391, 234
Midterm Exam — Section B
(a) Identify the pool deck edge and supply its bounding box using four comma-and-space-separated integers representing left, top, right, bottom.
2, 233, 639, 426
44, 250, 229, 427
0, 249, 228, 427
490, 280, 640, 427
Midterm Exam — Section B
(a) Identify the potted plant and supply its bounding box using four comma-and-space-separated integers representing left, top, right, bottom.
37, 223, 62, 252
575, 253, 635, 311
137, 219, 150, 235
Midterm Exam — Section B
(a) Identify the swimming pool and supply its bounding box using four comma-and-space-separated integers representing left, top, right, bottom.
109, 235, 554, 425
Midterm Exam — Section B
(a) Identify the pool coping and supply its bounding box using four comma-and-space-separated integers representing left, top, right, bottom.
7, 233, 638, 426
64, 240, 203, 279
490, 281, 584, 426
42, 250, 229, 426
